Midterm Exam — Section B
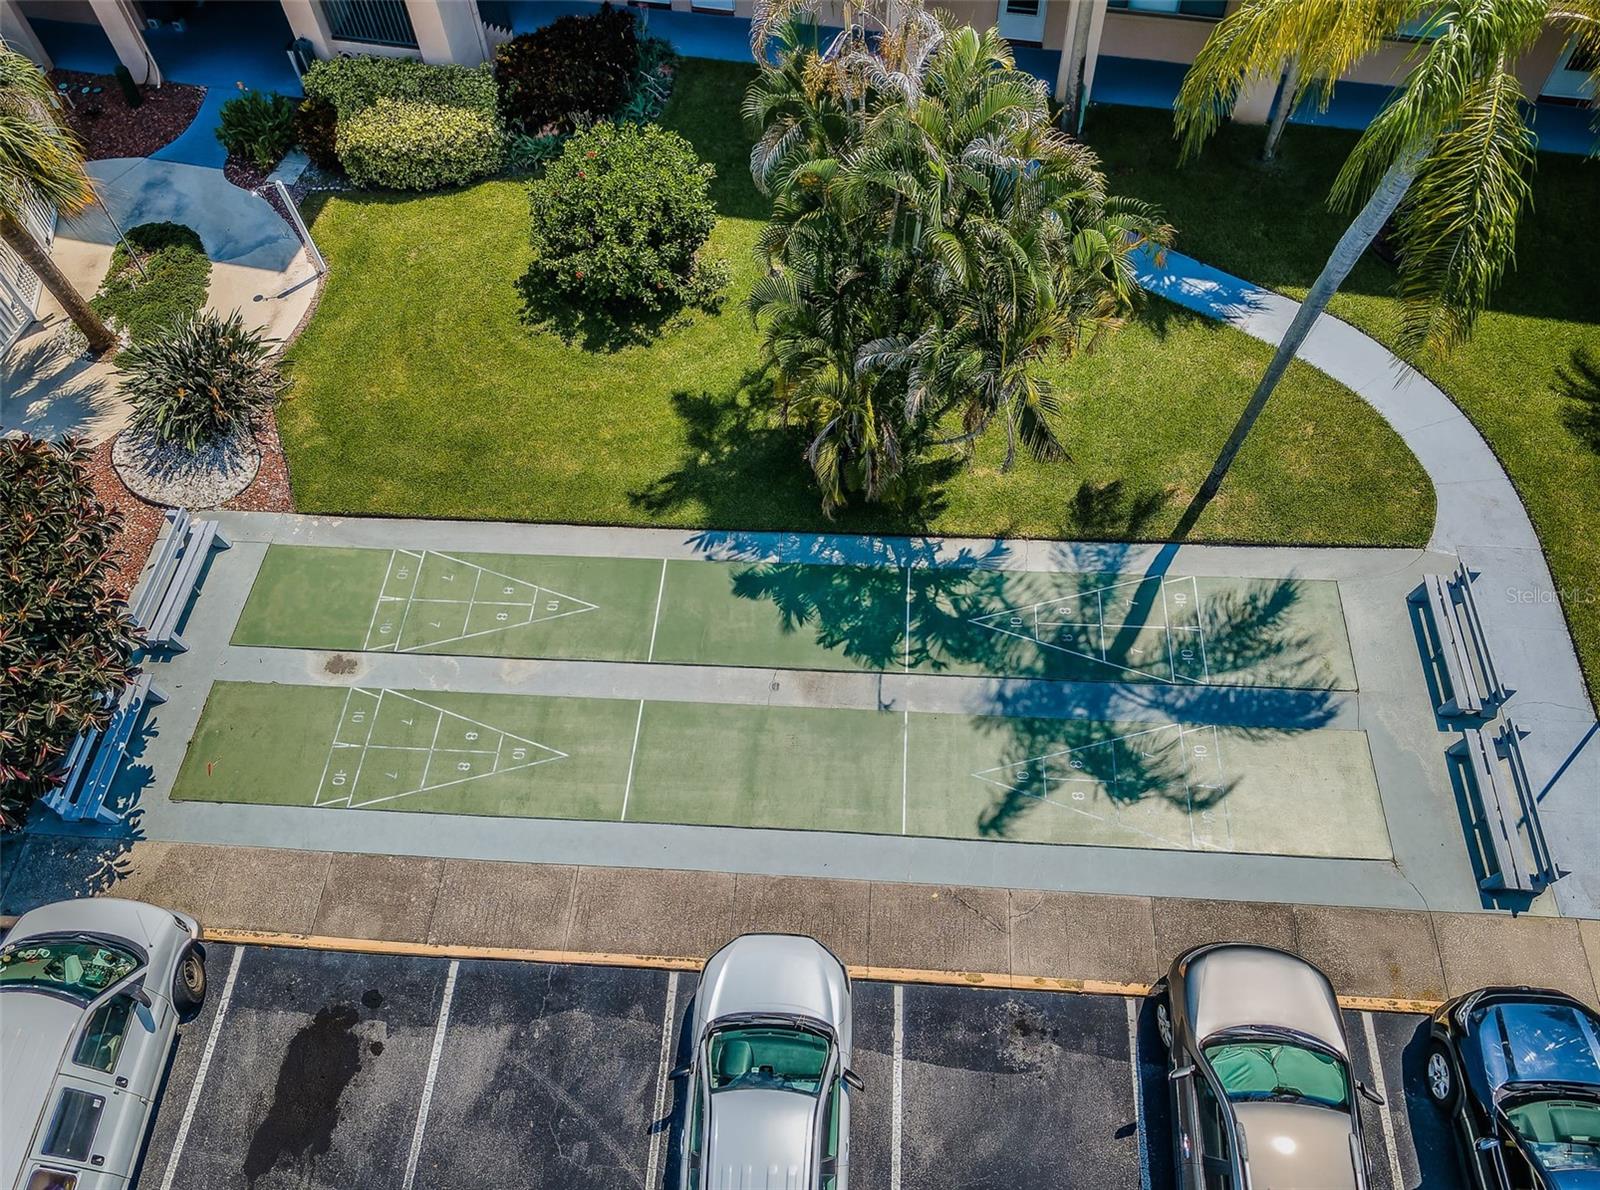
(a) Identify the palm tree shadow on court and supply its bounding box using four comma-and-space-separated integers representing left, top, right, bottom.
684, 532, 1340, 842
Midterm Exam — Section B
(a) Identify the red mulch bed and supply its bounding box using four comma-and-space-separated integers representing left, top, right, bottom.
223, 155, 273, 191
49, 69, 205, 161
89, 414, 295, 596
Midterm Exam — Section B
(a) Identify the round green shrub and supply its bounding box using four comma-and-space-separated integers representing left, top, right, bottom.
121, 309, 284, 451
336, 98, 504, 191
90, 221, 212, 345
523, 121, 719, 316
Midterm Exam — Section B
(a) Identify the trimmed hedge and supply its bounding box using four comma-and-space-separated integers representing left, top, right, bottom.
494, 3, 638, 134
301, 56, 498, 120
338, 98, 504, 190
524, 121, 719, 317
294, 96, 340, 172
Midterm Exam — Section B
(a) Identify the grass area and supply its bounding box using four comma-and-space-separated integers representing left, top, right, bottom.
279, 58, 1431, 546
1082, 104, 1600, 704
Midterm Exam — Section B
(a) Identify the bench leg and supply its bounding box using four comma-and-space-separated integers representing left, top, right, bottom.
164, 633, 189, 655
211, 528, 231, 551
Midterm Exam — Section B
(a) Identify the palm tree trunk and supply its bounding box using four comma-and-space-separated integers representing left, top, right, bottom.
1183, 142, 1428, 523
0, 209, 114, 353
1261, 57, 1300, 163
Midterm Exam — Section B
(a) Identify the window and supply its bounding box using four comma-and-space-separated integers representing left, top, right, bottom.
320, 0, 418, 48
709, 1025, 831, 1096
1193, 1077, 1235, 1190
819, 1078, 842, 1188
42, 1090, 103, 1163
1203, 1040, 1351, 1110
73, 994, 135, 1073
1504, 1097, 1600, 1174
1107, 0, 1227, 18
0, 939, 139, 1003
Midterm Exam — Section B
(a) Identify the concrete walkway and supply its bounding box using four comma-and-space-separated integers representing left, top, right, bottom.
1134, 247, 1600, 918
3, 836, 1597, 1011
1, 157, 317, 442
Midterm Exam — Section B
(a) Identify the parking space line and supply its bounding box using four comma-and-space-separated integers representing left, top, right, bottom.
403, 959, 459, 1190
1126, 997, 1152, 1190
645, 971, 681, 1190
1361, 1012, 1405, 1190
891, 983, 904, 1190
159, 946, 243, 1190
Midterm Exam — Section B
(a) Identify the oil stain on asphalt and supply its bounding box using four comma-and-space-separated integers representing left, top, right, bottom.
243, 1001, 368, 1185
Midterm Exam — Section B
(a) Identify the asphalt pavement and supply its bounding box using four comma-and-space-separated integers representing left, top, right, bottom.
133, 943, 1471, 1190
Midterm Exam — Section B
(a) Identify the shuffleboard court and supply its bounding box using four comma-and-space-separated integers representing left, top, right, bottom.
232, 545, 1357, 690
172, 681, 1390, 859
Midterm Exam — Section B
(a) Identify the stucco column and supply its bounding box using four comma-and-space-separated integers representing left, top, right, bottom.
1053, 0, 1108, 120
279, 0, 334, 59
1231, 73, 1278, 124
0, 1, 54, 71
86, 0, 160, 86
408, 0, 490, 67
1512, 24, 1573, 100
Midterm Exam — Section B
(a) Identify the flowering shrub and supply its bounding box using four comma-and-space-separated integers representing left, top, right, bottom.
522, 121, 720, 318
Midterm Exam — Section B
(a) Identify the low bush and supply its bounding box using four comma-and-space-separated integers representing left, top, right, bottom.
337, 97, 504, 190
121, 309, 284, 450
294, 96, 340, 171
0, 437, 139, 830
523, 121, 720, 319
302, 56, 497, 121
216, 88, 298, 170
494, 3, 637, 134
90, 221, 211, 344
504, 130, 566, 174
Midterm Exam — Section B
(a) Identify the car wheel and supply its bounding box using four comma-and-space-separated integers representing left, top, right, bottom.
1153, 983, 1173, 1052
1426, 1041, 1458, 1110
172, 943, 206, 1018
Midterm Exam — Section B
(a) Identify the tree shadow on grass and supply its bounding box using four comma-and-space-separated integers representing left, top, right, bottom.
1557, 346, 1600, 453
515, 270, 687, 354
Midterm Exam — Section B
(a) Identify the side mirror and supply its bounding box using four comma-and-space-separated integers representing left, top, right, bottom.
843, 1068, 865, 1092
670, 1066, 692, 1080
1169, 1064, 1196, 1082
1357, 1081, 1385, 1107
131, 985, 153, 1009
1475, 1136, 1501, 1153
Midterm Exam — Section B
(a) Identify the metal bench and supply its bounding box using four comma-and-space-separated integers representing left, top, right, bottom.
1452, 720, 1557, 895
127, 508, 229, 654
1412, 561, 1503, 717
41, 674, 165, 824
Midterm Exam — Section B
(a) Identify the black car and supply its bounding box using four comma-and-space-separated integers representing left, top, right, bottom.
1426, 986, 1600, 1189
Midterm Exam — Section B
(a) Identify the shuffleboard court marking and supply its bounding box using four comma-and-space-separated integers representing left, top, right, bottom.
903, 566, 911, 673
647, 558, 668, 662
971, 574, 1212, 685
971, 722, 1233, 852
316, 690, 566, 809
363, 550, 599, 654
621, 699, 645, 821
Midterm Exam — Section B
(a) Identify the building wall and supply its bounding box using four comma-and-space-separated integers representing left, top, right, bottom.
18, 0, 97, 23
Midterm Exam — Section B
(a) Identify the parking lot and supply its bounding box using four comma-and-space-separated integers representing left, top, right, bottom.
134, 943, 1470, 1190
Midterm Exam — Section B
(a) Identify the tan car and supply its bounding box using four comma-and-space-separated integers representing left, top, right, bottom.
1151, 943, 1383, 1190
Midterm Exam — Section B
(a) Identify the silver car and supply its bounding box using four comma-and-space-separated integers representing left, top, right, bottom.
1, 898, 206, 1190
1153, 943, 1381, 1190
678, 934, 860, 1190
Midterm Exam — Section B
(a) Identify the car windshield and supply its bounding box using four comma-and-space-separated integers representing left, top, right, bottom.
0, 937, 140, 1001
709, 1024, 831, 1097
1204, 1039, 1351, 1110
1505, 1095, 1600, 1173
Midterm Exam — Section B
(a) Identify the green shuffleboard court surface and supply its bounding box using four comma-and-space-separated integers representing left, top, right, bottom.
233, 546, 1357, 690
173, 682, 1390, 859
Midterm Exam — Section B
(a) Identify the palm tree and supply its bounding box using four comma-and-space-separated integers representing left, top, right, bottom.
1171, 0, 1587, 519
0, 47, 115, 353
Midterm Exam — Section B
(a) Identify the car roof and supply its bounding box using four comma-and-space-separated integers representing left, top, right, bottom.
1232, 1101, 1359, 1190
699, 935, 847, 1032
705, 1086, 816, 1189
0, 993, 85, 1188
1185, 945, 1347, 1056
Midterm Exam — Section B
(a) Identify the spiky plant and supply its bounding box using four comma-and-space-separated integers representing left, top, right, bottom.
121, 309, 284, 451
0, 437, 139, 830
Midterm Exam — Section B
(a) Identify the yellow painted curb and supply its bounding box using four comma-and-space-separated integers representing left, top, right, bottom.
200, 928, 1445, 1014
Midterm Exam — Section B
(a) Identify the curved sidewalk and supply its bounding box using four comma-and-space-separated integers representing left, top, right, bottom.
1134, 248, 1599, 917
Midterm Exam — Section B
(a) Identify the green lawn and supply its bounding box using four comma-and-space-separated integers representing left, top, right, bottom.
1081, 104, 1600, 705
280, 59, 1431, 547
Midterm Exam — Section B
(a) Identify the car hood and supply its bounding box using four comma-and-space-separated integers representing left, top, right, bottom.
705, 1088, 817, 1190
1232, 1101, 1360, 1190
1186, 946, 1346, 1055
699, 936, 848, 1037
0, 992, 83, 1186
